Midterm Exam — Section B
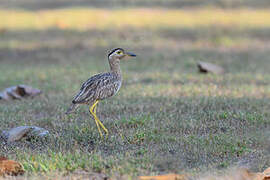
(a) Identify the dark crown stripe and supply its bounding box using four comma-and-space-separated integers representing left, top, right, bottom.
108, 48, 124, 58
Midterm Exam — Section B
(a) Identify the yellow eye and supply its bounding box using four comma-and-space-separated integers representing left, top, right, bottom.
117, 51, 122, 54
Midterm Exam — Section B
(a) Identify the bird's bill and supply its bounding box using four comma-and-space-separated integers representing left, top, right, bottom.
125, 52, 136, 57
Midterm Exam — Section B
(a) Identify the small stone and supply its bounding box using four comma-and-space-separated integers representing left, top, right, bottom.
197, 61, 225, 74
2, 126, 33, 143
27, 126, 49, 140
1, 126, 49, 143
0, 85, 41, 101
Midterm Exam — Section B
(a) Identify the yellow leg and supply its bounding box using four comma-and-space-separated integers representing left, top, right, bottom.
94, 102, 109, 136
90, 101, 103, 138
93, 104, 97, 114
97, 118, 108, 137
90, 101, 109, 138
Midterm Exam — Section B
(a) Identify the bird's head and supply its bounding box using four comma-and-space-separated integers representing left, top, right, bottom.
108, 48, 136, 61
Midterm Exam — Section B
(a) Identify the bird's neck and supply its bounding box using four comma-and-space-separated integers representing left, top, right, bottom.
109, 58, 122, 78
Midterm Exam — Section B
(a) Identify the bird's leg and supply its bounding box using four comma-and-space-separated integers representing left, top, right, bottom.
97, 118, 108, 137
93, 102, 109, 137
90, 101, 103, 138
93, 104, 97, 114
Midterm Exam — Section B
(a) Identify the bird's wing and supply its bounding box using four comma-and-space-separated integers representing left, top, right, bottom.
72, 72, 118, 104
94, 74, 121, 100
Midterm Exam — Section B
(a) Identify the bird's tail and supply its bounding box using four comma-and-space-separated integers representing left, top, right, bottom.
65, 103, 78, 115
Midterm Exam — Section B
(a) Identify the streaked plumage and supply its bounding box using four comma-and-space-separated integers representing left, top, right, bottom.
66, 48, 136, 137
73, 72, 121, 104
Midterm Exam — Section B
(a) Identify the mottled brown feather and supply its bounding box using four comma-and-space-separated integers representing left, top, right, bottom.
72, 72, 121, 104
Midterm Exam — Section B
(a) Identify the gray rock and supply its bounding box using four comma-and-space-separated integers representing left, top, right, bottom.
1, 126, 49, 143
27, 126, 49, 139
197, 61, 225, 74
0, 85, 42, 101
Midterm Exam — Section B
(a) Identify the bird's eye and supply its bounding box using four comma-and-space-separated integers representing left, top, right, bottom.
117, 51, 122, 54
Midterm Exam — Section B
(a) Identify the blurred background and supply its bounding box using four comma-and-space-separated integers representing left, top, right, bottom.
0, 0, 270, 176
1, 0, 270, 72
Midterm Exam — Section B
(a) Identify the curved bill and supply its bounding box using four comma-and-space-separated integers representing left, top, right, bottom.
126, 52, 136, 57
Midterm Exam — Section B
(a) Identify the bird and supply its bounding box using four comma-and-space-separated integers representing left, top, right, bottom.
66, 48, 136, 138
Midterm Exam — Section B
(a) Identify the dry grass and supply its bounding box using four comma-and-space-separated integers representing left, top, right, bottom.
1, 8, 270, 31
2, 0, 270, 10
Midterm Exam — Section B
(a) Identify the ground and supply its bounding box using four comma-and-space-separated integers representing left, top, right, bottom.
0, 0, 270, 179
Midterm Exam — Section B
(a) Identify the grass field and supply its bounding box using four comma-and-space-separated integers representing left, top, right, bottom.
0, 3, 270, 179
1, 8, 270, 31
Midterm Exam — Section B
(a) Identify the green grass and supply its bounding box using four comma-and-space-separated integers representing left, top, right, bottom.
0, 7, 270, 179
